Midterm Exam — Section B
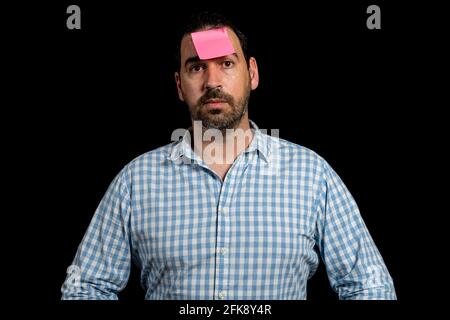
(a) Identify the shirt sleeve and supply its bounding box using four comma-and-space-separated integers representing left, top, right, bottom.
61, 170, 132, 300
314, 159, 397, 300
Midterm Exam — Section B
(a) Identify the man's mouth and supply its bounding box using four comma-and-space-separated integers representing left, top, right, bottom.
205, 99, 227, 104
203, 99, 228, 108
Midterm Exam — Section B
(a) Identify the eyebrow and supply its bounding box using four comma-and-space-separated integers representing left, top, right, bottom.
184, 53, 239, 69
184, 56, 201, 68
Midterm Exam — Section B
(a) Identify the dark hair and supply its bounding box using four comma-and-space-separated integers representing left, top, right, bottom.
175, 11, 250, 70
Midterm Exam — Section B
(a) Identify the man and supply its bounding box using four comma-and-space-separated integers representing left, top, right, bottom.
61, 12, 396, 300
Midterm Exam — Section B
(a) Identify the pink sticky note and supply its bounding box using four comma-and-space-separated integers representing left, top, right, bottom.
191, 27, 235, 60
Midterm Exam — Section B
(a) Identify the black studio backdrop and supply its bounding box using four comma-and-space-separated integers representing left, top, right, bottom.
11, 0, 422, 304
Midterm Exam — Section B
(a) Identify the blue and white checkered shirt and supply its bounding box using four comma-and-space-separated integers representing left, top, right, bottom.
61, 121, 396, 300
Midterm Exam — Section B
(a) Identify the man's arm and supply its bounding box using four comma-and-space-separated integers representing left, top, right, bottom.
314, 159, 397, 300
61, 170, 132, 300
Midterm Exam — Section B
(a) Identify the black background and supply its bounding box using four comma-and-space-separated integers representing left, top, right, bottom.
6, 0, 445, 315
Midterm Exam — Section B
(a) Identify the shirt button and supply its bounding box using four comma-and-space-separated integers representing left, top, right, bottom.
218, 291, 226, 299
219, 248, 228, 255
221, 208, 228, 215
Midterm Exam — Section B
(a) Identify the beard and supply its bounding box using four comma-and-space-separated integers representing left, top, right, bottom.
189, 83, 251, 131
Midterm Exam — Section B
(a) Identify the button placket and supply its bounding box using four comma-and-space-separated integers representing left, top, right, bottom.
214, 154, 247, 300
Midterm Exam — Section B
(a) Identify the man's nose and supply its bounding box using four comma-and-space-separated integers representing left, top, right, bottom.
204, 64, 222, 90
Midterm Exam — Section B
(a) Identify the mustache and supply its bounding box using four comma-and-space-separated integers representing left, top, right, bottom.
198, 88, 234, 106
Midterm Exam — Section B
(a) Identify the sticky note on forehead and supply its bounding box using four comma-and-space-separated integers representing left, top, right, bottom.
191, 27, 235, 60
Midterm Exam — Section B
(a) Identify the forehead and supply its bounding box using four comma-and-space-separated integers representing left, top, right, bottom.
180, 27, 243, 62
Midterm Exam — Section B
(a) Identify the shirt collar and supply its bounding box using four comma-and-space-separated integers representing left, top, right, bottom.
244, 120, 271, 163
168, 120, 272, 164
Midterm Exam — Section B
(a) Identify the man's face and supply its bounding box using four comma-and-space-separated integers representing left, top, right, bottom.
175, 27, 259, 130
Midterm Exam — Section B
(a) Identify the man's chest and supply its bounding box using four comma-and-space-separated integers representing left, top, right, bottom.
129, 171, 318, 266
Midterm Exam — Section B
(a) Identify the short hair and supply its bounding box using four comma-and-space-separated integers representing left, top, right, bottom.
175, 11, 250, 71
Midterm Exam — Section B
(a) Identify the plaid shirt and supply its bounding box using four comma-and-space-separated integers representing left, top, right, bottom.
61, 121, 396, 300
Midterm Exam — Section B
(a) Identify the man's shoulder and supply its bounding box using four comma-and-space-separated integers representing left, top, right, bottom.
120, 141, 178, 175
263, 133, 325, 166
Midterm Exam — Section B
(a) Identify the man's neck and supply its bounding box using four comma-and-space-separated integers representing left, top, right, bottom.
192, 116, 254, 167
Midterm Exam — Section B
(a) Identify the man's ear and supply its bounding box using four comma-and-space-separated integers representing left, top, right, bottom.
248, 57, 259, 90
175, 72, 185, 101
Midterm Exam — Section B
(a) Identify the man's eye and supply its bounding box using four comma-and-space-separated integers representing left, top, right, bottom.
223, 60, 234, 68
189, 65, 204, 73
